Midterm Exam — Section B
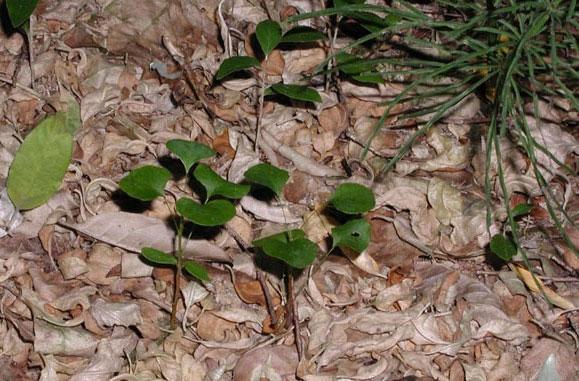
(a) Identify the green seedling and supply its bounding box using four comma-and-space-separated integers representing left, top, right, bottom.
216, 19, 324, 151
489, 202, 532, 261
328, 182, 375, 254
119, 139, 248, 330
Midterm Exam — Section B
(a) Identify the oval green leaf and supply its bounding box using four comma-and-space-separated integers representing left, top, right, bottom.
244, 163, 289, 197
141, 247, 177, 266
193, 164, 250, 201
331, 218, 371, 253
119, 165, 171, 201
166, 139, 215, 173
330, 183, 375, 214
183, 260, 210, 282
256, 20, 282, 56
512, 203, 533, 218
259, 237, 317, 269
216, 56, 260, 80
490, 234, 517, 261
6, 0, 39, 28
253, 229, 306, 248
7, 113, 74, 210
282, 26, 325, 43
176, 198, 236, 226
269, 83, 322, 103
352, 72, 384, 84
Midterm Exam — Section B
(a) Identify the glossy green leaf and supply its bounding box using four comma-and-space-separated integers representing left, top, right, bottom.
331, 218, 371, 252
282, 26, 325, 43
244, 163, 289, 197
183, 260, 210, 282
176, 198, 236, 226
256, 20, 282, 56
254, 231, 317, 269
352, 72, 384, 84
490, 234, 517, 261
330, 183, 375, 214
141, 247, 177, 265
166, 139, 215, 173
193, 164, 250, 201
512, 203, 533, 218
269, 83, 322, 103
253, 229, 306, 248
215, 56, 260, 80
6, 0, 38, 28
7, 112, 75, 210
119, 166, 171, 201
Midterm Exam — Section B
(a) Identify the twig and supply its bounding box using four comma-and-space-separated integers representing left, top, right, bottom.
257, 269, 278, 327
287, 272, 303, 361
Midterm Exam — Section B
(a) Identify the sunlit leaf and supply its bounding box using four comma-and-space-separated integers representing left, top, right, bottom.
330, 183, 375, 214
119, 166, 171, 201
193, 164, 250, 201
256, 20, 282, 56
331, 218, 371, 252
216, 56, 260, 80
244, 163, 289, 197
269, 83, 322, 103
166, 139, 215, 173
183, 260, 210, 282
176, 198, 236, 226
141, 247, 176, 265
253, 230, 317, 269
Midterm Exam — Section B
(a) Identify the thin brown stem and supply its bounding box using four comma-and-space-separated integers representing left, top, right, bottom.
257, 269, 278, 327
255, 73, 265, 153
288, 271, 303, 361
170, 217, 185, 330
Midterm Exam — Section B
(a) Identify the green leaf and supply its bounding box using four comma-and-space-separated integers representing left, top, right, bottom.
282, 26, 325, 43
351, 72, 384, 84
183, 260, 210, 282
141, 247, 177, 266
254, 232, 317, 269
330, 183, 375, 214
244, 163, 289, 197
166, 139, 215, 173
119, 166, 171, 201
256, 20, 282, 56
336, 53, 375, 74
331, 218, 371, 252
6, 0, 38, 28
61, 99, 81, 135
334, 0, 365, 7
490, 234, 517, 261
512, 203, 533, 218
215, 56, 260, 80
176, 198, 236, 226
193, 164, 250, 201
253, 229, 306, 248
7, 113, 74, 210
269, 83, 322, 103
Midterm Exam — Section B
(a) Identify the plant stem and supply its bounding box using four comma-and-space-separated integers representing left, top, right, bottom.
170, 216, 185, 330
287, 270, 303, 361
257, 269, 278, 327
254, 72, 265, 153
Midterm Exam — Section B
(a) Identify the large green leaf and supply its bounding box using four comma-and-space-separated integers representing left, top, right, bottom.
330, 183, 375, 214
253, 230, 317, 269
119, 166, 171, 201
183, 260, 210, 282
176, 198, 236, 226
269, 83, 322, 103
6, 0, 39, 28
216, 56, 260, 80
490, 234, 517, 261
331, 218, 371, 252
282, 26, 325, 43
256, 20, 282, 56
141, 247, 177, 266
7, 112, 75, 210
166, 139, 215, 173
244, 163, 289, 197
193, 164, 250, 201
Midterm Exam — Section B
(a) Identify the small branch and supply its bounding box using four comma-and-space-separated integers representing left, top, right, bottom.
170, 217, 185, 330
288, 271, 303, 361
255, 73, 266, 153
257, 269, 278, 327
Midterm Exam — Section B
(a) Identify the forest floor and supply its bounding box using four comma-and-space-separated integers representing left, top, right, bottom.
0, 0, 578, 380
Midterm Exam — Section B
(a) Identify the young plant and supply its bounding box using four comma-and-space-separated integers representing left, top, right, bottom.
328, 183, 375, 254
5, 0, 40, 86
215, 20, 325, 150
118, 139, 248, 329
